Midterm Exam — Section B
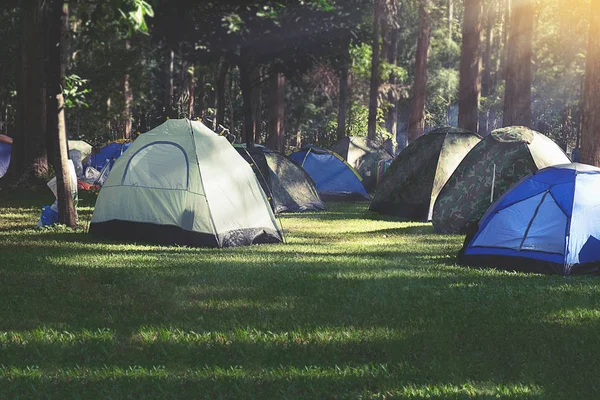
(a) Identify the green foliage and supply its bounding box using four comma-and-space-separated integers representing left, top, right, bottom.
63, 74, 91, 109
119, 0, 154, 34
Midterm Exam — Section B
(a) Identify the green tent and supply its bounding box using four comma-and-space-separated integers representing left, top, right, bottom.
329, 136, 393, 192
369, 127, 481, 220
234, 145, 326, 214
432, 126, 571, 234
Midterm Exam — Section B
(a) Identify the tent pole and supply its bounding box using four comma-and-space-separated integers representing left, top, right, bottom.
490, 163, 496, 203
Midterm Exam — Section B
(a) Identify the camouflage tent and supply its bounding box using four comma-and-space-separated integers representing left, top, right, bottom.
432, 126, 571, 234
369, 127, 481, 220
329, 136, 393, 192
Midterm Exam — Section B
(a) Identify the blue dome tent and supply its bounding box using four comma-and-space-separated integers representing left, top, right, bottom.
459, 163, 600, 275
88, 141, 132, 171
288, 146, 370, 201
0, 135, 12, 178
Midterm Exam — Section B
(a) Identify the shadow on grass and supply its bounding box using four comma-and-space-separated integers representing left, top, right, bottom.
0, 201, 598, 397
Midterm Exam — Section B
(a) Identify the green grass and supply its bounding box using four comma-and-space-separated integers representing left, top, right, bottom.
1, 189, 600, 398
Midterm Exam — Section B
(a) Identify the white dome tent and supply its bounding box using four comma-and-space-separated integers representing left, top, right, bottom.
89, 119, 283, 247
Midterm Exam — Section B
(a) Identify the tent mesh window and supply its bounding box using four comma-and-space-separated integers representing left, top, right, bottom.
122, 142, 189, 190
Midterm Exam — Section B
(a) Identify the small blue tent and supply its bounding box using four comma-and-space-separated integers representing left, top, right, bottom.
289, 146, 370, 201
0, 135, 12, 178
459, 163, 600, 275
88, 141, 132, 171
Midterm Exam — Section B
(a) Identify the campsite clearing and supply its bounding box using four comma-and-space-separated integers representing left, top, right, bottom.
1, 191, 599, 398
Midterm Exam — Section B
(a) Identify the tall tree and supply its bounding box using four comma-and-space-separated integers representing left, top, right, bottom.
367, 0, 384, 140
458, 0, 483, 133
337, 36, 350, 140
163, 47, 174, 119
122, 39, 133, 139
46, 0, 75, 227
580, 0, 600, 167
384, 4, 400, 141
268, 70, 286, 152
480, 0, 497, 134
503, 0, 533, 127
408, 0, 432, 142
9, 0, 48, 183
215, 59, 230, 129
251, 66, 262, 143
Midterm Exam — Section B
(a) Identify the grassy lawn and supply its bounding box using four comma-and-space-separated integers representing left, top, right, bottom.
1, 190, 600, 399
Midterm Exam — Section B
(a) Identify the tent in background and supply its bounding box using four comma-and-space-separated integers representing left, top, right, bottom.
235, 145, 325, 213
0, 134, 12, 178
329, 136, 393, 192
90, 119, 283, 247
459, 163, 600, 276
369, 127, 481, 220
433, 126, 571, 234
68, 140, 93, 160
88, 140, 132, 171
289, 145, 370, 201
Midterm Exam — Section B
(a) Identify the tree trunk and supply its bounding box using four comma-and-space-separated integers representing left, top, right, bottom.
251, 67, 262, 143
46, 0, 75, 227
197, 70, 204, 119
447, 0, 453, 39
580, 1, 600, 166
122, 40, 133, 139
9, 0, 48, 183
367, 0, 384, 140
215, 59, 230, 129
480, 1, 496, 134
184, 62, 195, 119
164, 47, 174, 119
385, 28, 400, 138
458, 0, 483, 133
501, 0, 511, 78
337, 38, 350, 140
239, 59, 255, 145
502, 0, 533, 127
267, 71, 286, 152
408, 0, 432, 142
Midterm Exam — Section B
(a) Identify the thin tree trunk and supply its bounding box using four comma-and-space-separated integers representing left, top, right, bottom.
184, 62, 195, 119
480, 2, 496, 134
122, 40, 132, 139
216, 59, 230, 128
502, 0, 533, 127
368, 0, 384, 140
386, 28, 400, 138
501, 0, 510, 78
580, 1, 600, 166
267, 71, 286, 152
337, 37, 350, 140
46, 0, 75, 227
197, 70, 204, 119
251, 67, 262, 143
448, 0, 453, 39
239, 59, 255, 145
458, 0, 483, 133
408, 0, 432, 142
164, 47, 174, 119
